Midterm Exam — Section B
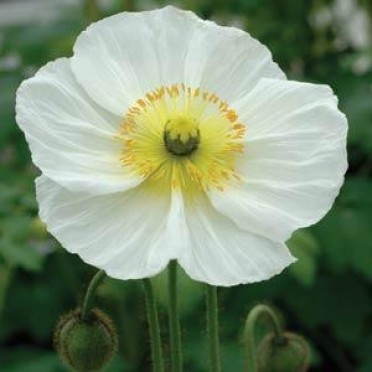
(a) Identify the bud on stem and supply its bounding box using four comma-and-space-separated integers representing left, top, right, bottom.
54, 269, 116, 371
54, 308, 118, 371
257, 332, 310, 372
244, 304, 310, 372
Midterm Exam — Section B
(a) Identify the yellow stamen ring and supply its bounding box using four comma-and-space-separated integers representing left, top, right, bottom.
117, 84, 246, 192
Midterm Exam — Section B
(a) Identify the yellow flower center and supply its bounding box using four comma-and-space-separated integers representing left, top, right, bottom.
117, 84, 246, 193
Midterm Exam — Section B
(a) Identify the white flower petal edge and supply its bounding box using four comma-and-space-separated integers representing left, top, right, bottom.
16, 58, 141, 194
209, 78, 348, 242
36, 175, 295, 286
178, 194, 296, 286
36, 175, 176, 279
71, 5, 285, 116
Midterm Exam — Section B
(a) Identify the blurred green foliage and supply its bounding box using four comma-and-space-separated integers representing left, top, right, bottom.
1, 0, 372, 371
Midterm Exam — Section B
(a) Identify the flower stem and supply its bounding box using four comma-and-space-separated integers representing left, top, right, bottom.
142, 278, 165, 372
168, 260, 183, 372
206, 285, 221, 372
81, 269, 106, 321
244, 304, 284, 372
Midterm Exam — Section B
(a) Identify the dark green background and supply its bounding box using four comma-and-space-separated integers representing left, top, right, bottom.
1, 0, 372, 370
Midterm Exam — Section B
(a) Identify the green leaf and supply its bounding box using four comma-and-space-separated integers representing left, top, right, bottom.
343, 83, 372, 155
0, 73, 21, 146
0, 216, 45, 272
314, 177, 372, 278
287, 230, 320, 287
284, 274, 371, 344
0, 348, 64, 372
0, 239, 45, 272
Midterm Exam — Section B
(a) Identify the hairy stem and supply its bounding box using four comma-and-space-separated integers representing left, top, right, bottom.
206, 285, 221, 372
81, 270, 105, 321
244, 304, 284, 372
142, 278, 165, 372
168, 260, 183, 372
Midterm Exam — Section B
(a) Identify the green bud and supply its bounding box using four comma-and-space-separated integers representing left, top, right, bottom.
54, 308, 118, 371
257, 332, 310, 372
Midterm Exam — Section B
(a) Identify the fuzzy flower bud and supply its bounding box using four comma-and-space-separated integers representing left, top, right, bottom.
257, 332, 310, 372
54, 308, 118, 371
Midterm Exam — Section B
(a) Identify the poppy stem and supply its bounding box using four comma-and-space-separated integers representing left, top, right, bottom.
168, 260, 183, 372
244, 304, 284, 372
81, 269, 106, 321
206, 285, 221, 372
142, 278, 165, 372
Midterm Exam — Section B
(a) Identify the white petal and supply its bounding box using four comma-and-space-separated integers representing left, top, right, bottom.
37, 174, 294, 285
178, 195, 295, 286
36, 175, 177, 279
210, 78, 348, 241
71, 6, 284, 116
16, 58, 141, 194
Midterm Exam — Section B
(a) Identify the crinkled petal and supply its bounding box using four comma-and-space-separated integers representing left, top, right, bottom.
71, 6, 284, 116
16, 58, 141, 194
210, 78, 348, 242
36, 175, 177, 279
37, 174, 294, 285
178, 194, 295, 286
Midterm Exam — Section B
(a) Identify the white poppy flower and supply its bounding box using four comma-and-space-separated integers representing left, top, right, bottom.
16, 6, 347, 286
